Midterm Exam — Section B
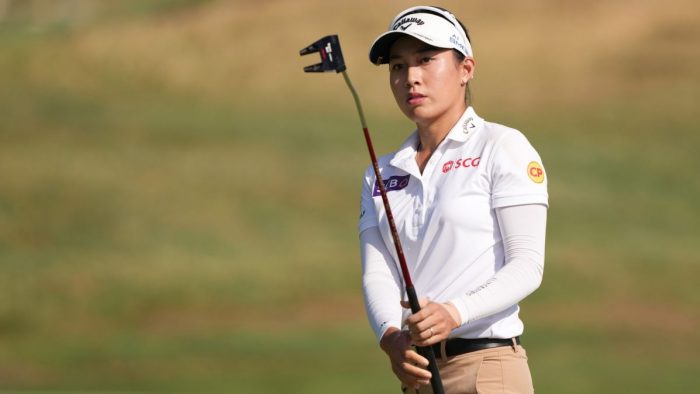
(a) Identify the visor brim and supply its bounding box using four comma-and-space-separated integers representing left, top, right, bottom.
368, 31, 455, 65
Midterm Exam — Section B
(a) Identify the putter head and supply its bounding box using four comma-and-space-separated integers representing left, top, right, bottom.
299, 34, 346, 73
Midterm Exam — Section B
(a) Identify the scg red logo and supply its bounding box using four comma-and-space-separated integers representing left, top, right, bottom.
442, 157, 481, 173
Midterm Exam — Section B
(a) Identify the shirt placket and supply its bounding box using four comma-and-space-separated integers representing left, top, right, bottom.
414, 146, 446, 236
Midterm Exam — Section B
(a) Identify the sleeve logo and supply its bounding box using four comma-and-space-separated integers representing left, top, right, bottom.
372, 175, 410, 197
527, 161, 545, 183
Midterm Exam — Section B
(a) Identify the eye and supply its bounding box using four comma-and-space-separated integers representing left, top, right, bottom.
390, 63, 404, 71
421, 56, 433, 64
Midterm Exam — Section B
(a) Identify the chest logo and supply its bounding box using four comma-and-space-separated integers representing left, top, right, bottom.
527, 161, 545, 183
442, 157, 481, 174
373, 175, 410, 197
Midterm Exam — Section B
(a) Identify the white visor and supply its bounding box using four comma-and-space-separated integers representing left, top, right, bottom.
369, 6, 473, 65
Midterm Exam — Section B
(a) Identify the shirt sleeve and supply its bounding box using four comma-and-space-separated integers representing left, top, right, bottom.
490, 131, 548, 208
360, 226, 404, 342
448, 203, 547, 325
358, 165, 379, 233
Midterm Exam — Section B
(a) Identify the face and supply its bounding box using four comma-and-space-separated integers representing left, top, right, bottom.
388, 36, 473, 126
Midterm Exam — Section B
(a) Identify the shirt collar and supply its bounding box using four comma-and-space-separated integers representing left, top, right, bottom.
389, 107, 484, 170
389, 131, 420, 172
446, 106, 483, 143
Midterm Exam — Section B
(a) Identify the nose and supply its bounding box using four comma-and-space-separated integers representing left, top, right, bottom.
405, 65, 420, 88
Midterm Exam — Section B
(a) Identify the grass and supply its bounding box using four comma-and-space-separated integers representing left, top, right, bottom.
1, 0, 699, 392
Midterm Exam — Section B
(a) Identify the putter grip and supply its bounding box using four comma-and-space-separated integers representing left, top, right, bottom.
418, 345, 444, 394
406, 286, 445, 394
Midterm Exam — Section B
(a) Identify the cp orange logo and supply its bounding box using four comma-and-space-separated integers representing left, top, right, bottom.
527, 161, 545, 183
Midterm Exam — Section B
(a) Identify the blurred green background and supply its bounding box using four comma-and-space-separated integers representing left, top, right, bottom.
1, 0, 698, 392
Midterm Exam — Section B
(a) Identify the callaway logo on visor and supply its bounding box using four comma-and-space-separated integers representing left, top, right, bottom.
392, 16, 424, 30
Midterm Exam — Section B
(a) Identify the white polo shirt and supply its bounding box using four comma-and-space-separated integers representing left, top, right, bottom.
359, 106, 548, 339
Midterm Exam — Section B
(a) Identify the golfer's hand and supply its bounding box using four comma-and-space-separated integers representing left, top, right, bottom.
380, 327, 432, 390
401, 298, 461, 347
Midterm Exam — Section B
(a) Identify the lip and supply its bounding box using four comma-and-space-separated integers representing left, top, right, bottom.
407, 92, 426, 105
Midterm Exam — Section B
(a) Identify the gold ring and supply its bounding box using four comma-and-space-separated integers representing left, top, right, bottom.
429, 327, 435, 338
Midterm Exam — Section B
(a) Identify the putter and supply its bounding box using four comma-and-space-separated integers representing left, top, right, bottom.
300, 35, 445, 394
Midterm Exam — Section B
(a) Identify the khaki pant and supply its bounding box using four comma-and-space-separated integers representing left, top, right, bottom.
402, 344, 534, 394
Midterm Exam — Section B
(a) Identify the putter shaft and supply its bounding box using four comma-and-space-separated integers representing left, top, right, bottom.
301, 36, 444, 393
341, 70, 445, 394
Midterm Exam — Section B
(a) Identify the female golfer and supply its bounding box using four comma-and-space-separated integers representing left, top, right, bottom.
359, 6, 548, 393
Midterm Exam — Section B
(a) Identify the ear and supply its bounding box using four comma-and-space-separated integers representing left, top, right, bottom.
461, 57, 476, 82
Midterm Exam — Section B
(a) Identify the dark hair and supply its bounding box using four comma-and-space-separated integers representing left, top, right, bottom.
397, 6, 472, 52
426, 6, 473, 105
395, 6, 474, 105
430, 6, 472, 43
